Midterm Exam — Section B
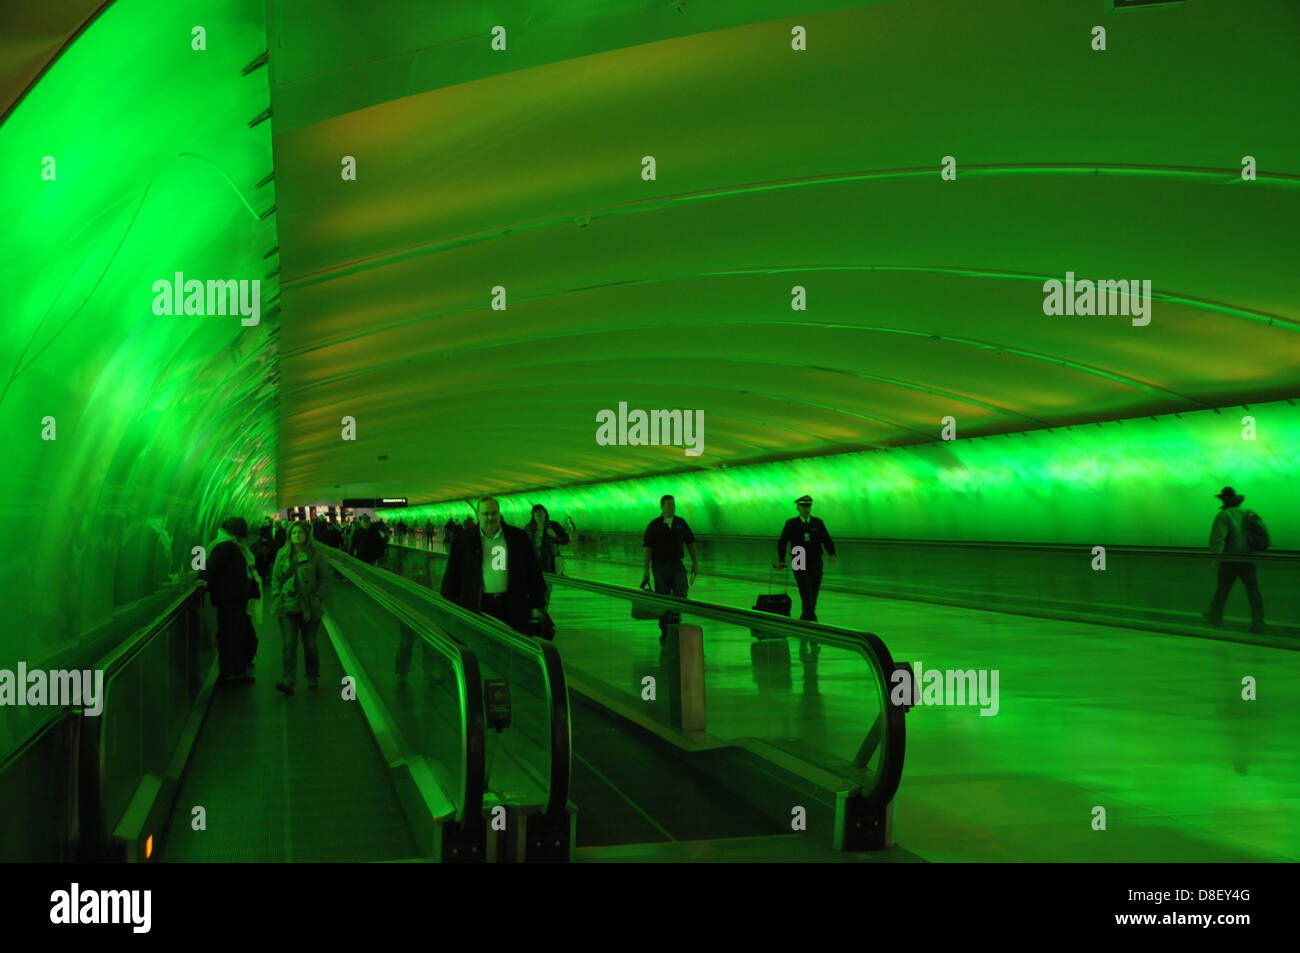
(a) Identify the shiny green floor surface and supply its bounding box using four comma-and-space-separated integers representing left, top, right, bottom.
570, 693, 779, 846
550, 554, 1300, 861
160, 614, 418, 862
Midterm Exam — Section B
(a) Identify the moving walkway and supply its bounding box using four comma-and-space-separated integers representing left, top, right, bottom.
0, 541, 907, 863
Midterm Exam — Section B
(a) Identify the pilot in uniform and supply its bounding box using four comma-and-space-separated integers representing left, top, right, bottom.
775, 495, 836, 622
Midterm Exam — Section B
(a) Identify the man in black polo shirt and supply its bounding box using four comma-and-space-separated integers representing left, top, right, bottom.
774, 494, 836, 622
641, 494, 700, 642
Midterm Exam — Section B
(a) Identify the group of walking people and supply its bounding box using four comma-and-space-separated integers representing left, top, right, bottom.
200, 516, 330, 694
198, 482, 1274, 695
632, 486, 1273, 637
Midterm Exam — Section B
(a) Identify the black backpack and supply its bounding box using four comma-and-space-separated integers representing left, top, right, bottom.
1243, 510, 1270, 551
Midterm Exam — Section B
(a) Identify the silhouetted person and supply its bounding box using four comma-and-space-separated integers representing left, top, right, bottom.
440, 497, 546, 635
1205, 486, 1266, 634
525, 504, 569, 639
349, 514, 387, 564
641, 495, 699, 644
526, 504, 570, 577
272, 522, 330, 695
252, 519, 275, 582
774, 495, 837, 623
444, 518, 457, 546
200, 517, 258, 686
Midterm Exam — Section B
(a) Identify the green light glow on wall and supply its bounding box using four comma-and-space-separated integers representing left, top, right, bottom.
392, 401, 1299, 548
0, 0, 278, 753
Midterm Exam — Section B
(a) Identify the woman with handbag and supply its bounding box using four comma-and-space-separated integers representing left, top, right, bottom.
526, 505, 570, 576
271, 522, 331, 695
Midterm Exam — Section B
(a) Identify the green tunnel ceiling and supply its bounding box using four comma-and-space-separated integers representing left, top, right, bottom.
267, 0, 1300, 505
2, 0, 1299, 694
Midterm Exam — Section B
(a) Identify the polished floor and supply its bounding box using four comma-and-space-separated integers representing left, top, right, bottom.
544, 552, 1300, 861
161, 610, 418, 863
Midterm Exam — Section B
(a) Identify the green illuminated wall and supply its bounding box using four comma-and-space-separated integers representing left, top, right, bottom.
392, 401, 1298, 548
0, 0, 278, 753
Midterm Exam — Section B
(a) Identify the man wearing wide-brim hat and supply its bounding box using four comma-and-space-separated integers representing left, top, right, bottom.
1204, 486, 1266, 634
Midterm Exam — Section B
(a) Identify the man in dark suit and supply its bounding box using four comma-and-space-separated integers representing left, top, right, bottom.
440, 497, 546, 635
774, 495, 837, 623
349, 514, 387, 564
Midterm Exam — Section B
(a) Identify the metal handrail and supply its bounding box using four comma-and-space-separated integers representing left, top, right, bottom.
576, 530, 1299, 561
0, 704, 67, 777
1, 582, 206, 775
322, 551, 486, 826
96, 582, 206, 677
335, 548, 571, 818
401, 543, 906, 807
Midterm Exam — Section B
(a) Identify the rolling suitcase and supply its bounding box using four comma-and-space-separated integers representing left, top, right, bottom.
751, 569, 792, 640
754, 593, 792, 617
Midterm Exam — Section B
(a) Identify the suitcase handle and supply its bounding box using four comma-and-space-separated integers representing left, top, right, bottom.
767, 565, 789, 595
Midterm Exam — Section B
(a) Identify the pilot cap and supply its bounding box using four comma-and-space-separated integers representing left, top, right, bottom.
795, 495, 813, 506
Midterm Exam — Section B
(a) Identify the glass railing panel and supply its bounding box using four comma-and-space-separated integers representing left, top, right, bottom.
98, 592, 205, 841
320, 567, 472, 819
334, 552, 556, 815
0, 582, 199, 767
540, 577, 891, 782
390, 539, 897, 801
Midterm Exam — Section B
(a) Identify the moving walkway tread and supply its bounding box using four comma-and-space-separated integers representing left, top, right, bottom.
159, 613, 419, 862
570, 692, 793, 848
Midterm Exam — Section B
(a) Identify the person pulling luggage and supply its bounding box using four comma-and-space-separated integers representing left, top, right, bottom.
774, 495, 837, 622
775, 495, 836, 660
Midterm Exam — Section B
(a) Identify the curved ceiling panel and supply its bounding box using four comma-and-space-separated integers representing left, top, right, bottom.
269, 0, 1300, 505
